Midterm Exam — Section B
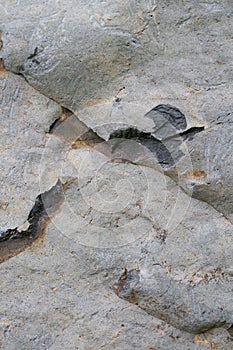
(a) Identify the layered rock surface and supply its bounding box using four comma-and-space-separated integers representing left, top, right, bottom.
0, 0, 233, 349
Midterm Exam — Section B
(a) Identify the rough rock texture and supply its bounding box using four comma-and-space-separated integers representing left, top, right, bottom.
0, 71, 61, 231
1, 0, 233, 121
177, 115, 233, 222
2, 226, 233, 350
1, 0, 233, 349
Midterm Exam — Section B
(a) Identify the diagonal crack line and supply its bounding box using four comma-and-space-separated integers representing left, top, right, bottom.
1, 55, 230, 225
0, 179, 76, 263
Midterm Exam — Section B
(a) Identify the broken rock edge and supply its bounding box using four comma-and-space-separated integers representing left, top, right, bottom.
0, 54, 232, 243
1, 35, 233, 340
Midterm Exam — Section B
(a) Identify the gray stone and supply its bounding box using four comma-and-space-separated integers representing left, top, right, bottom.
0, 0, 233, 349
174, 115, 233, 222
1, 0, 233, 123
0, 71, 61, 231
0, 219, 232, 350
112, 174, 233, 334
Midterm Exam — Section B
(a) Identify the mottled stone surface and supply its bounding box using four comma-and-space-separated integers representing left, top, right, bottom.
0, 0, 233, 349
1, 223, 233, 350
1, 0, 233, 121
177, 115, 233, 222
0, 71, 61, 231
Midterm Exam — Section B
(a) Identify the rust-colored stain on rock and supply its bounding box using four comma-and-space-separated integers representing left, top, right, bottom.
0, 220, 49, 263
71, 140, 97, 150
112, 267, 128, 295
0, 180, 75, 264
183, 169, 207, 179
0, 58, 8, 76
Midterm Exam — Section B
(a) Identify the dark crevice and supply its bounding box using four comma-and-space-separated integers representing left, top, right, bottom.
0, 179, 71, 263
26, 48, 41, 66
31, 58, 40, 65
140, 137, 175, 167
210, 112, 233, 126
109, 127, 175, 168
227, 325, 233, 337
180, 126, 205, 141
48, 117, 62, 133
17, 70, 30, 85
49, 106, 104, 145
0, 31, 2, 58
110, 127, 150, 139
27, 47, 38, 60
48, 107, 73, 133
108, 103, 205, 169
148, 104, 187, 131
0, 58, 5, 69
109, 128, 175, 168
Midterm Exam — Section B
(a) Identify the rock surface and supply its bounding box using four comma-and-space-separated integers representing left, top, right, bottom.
0, 0, 233, 349
177, 115, 233, 222
0, 71, 61, 231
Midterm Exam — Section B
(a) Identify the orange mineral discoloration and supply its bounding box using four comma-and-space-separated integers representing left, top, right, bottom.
0, 58, 8, 76
71, 140, 97, 150
112, 267, 128, 295
0, 213, 51, 264
28, 227, 48, 255
183, 169, 207, 179
0, 180, 73, 264
0, 216, 50, 263
194, 335, 220, 349
60, 108, 69, 121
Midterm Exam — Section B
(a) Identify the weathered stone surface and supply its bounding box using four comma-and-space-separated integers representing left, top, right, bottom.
176, 115, 233, 222
104, 105, 233, 222
5, 131, 233, 343
0, 221, 233, 350
1, 0, 233, 122
0, 71, 61, 231
0, 0, 233, 349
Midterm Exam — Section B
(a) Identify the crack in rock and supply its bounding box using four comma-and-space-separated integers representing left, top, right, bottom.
2, 51, 205, 175
49, 103, 204, 172
109, 127, 175, 168
49, 106, 104, 145
180, 126, 205, 141
108, 105, 205, 169
0, 179, 72, 263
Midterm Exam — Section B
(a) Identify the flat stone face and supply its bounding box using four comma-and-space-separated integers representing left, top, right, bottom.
1, 0, 233, 120
177, 116, 233, 221
0, 71, 61, 231
114, 187, 233, 333
1, 226, 232, 350
0, 0, 233, 349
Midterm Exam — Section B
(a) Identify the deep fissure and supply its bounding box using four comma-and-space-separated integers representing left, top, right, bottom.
0, 180, 68, 263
